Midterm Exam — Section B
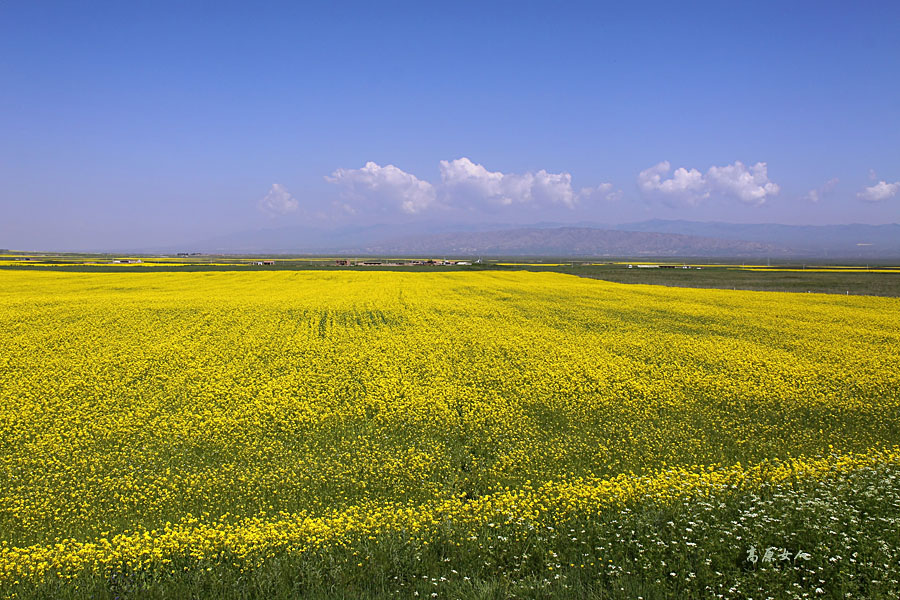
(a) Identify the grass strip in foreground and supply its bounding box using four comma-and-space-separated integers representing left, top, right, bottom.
2, 446, 898, 598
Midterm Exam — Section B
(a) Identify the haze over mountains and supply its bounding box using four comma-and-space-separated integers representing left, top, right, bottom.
361, 228, 775, 257
175, 220, 900, 259
615, 221, 900, 258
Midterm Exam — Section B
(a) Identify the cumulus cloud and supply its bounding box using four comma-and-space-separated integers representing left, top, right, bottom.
857, 180, 900, 202
326, 162, 436, 214
803, 178, 839, 203
258, 183, 299, 215
707, 161, 779, 205
439, 157, 579, 209
637, 160, 779, 206
578, 182, 622, 202
530, 170, 577, 208
637, 161, 708, 206
325, 157, 618, 216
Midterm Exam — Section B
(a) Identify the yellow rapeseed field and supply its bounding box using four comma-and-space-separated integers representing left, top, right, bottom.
0, 270, 898, 583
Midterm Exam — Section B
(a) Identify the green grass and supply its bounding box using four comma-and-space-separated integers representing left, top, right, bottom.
4, 253, 900, 296
542, 265, 900, 297
8, 461, 899, 599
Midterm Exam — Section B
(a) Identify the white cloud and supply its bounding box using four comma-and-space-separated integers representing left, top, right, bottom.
258, 183, 298, 216
802, 178, 839, 203
637, 161, 708, 206
326, 157, 617, 216
530, 170, 576, 208
857, 180, 900, 202
439, 157, 587, 209
438, 158, 507, 204
637, 160, 779, 206
326, 161, 436, 214
707, 161, 779, 205
578, 182, 622, 202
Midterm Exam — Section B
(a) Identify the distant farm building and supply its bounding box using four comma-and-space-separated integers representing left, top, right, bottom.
629, 263, 693, 269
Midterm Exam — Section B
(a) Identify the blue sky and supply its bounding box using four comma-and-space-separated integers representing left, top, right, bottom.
1, 1, 898, 250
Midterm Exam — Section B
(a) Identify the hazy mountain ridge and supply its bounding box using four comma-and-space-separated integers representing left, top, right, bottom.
163, 220, 900, 258
614, 220, 900, 258
360, 227, 779, 257
188, 221, 519, 254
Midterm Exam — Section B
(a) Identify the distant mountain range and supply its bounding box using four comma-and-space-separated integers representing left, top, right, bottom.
190, 221, 514, 254
612, 220, 900, 258
174, 220, 900, 259
360, 227, 777, 257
